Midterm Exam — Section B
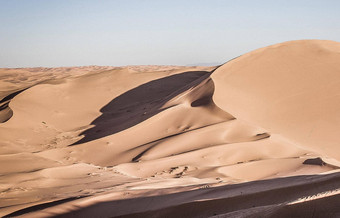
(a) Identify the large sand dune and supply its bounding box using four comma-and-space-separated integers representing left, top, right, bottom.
1, 40, 340, 217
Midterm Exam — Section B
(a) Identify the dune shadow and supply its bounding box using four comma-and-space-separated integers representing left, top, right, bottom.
11, 172, 339, 217
72, 70, 211, 145
3, 196, 85, 218
0, 88, 29, 123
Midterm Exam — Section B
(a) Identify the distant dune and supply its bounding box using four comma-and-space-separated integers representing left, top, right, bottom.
1, 40, 339, 217
186, 62, 222, 67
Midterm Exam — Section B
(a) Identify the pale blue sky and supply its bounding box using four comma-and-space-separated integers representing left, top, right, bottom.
1, 0, 340, 67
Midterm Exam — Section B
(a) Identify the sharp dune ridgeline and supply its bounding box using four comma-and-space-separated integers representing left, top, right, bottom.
1, 40, 340, 217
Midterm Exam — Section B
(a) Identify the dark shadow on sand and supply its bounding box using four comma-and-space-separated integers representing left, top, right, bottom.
0, 88, 29, 123
3, 196, 85, 218
7, 172, 340, 217
71, 70, 211, 145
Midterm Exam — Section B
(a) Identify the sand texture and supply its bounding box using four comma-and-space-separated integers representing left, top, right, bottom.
1, 40, 340, 217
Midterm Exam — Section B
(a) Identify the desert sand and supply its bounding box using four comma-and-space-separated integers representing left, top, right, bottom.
0, 40, 340, 217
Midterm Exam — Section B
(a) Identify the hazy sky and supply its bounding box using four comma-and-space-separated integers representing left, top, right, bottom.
1, 0, 340, 67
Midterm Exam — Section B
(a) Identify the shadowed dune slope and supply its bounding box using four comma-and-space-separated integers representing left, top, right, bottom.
73, 70, 210, 145
0, 88, 28, 122
9, 172, 340, 218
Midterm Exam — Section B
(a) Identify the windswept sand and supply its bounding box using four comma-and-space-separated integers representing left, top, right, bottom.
1, 40, 340, 217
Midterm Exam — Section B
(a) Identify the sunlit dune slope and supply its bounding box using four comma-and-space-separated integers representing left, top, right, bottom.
212, 40, 340, 160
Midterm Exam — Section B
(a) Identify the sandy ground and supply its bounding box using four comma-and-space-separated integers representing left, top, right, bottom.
1, 40, 340, 217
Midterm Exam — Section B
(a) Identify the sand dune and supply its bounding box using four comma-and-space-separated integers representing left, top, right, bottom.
212, 40, 340, 161
1, 40, 340, 217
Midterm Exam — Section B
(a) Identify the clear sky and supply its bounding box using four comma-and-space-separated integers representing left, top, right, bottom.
1, 0, 340, 67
